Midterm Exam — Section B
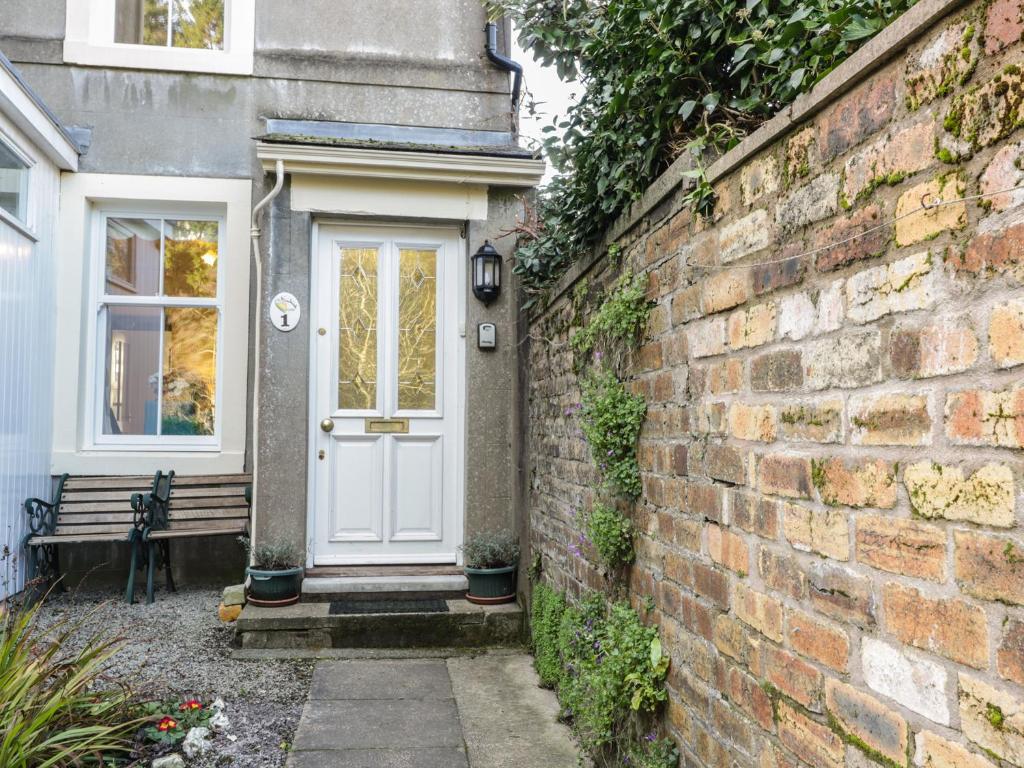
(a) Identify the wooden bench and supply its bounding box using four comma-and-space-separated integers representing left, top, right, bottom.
22, 473, 167, 599
135, 472, 252, 604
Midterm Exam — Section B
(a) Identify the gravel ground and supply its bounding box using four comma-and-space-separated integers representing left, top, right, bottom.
36, 586, 314, 768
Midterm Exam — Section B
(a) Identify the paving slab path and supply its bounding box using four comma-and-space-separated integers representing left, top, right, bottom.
286, 652, 579, 768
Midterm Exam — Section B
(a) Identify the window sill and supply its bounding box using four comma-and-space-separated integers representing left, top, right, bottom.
63, 40, 254, 76
52, 449, 245, 476
0, 207, 38, 242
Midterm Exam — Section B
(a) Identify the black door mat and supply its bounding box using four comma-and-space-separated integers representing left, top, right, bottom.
329, 598, 450, 615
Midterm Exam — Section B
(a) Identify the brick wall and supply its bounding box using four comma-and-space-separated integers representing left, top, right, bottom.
524, 1, 1024, 765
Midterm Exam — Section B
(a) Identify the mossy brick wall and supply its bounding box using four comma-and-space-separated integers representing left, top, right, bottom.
524, 0, 1024, 765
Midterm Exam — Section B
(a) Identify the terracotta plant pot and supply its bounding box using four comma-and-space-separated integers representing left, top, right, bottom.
246, 566, 303, 606
464, 564, 517, 604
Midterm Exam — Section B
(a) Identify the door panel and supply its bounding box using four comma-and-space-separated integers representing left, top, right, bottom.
328, 435, 384, 542
390, 435, 443, 541
312, 225, 462, 565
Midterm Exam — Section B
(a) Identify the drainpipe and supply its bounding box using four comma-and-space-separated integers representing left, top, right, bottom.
484, 21, 523, 118
248, 159, 285, 555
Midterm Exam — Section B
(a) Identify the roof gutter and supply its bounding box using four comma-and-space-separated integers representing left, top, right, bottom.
484, 22, 523, 119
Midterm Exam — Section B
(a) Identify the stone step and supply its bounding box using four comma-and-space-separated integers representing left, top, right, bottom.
235, 598, 523, 650
301, 574, 468, 602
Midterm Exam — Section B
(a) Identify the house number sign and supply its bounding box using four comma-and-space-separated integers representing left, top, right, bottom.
270, 292, 300, 332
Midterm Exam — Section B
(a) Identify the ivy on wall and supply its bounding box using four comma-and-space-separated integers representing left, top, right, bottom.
531, 584, 677, 768
489, 0, 918, 300
580, 368, 648, 500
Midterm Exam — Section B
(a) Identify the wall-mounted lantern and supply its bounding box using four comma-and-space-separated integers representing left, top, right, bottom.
471, 240, 502, 305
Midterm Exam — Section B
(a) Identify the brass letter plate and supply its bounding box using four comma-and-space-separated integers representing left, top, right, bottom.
365, 418, 410, 434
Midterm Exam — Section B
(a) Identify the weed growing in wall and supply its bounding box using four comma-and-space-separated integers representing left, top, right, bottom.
585, 501, 635, 571
580, 367, 647, 499
571, 271, 652, 371
529, 584, 675, 767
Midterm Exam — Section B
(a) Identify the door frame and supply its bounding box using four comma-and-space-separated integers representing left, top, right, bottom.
305, 219, 466, 567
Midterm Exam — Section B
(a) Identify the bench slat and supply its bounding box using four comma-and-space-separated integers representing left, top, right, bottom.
169, 486, 249, 499
57, 493, 146, 505
163, 496, 248, 510
169, 474, 252, 487
59, 502, 140, 514
62, 476, 158, 490
168, 508, 250, 521
57, 513, 137, 525
149, 525, 247, 540
53, 523, 137, 536
28, 532, 131, 544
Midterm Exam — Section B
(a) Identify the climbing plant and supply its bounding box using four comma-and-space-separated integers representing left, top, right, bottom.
579, 367, 648, 500
585, 501, 635, 571
571, 271, 652, 372
489, 0, 919, 299
530, 584, 674, 767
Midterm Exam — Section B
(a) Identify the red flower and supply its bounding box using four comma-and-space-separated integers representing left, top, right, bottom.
179, 699, 203, 712
157, 716, 178, 732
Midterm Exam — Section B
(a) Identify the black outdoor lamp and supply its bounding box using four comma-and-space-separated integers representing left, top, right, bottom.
471, 240, 502, 305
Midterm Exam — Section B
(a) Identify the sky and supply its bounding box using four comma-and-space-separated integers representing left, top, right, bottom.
511, 26, 577, 185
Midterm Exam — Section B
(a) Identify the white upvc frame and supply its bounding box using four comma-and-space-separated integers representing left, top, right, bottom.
52, 173, 251, 476
0, 129, 35, 240
306, 221, 467, 567
86, 205, 226, 450
63, 0, 256, 76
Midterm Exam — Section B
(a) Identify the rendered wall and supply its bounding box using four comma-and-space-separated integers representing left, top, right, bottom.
525, 0, 1024, 765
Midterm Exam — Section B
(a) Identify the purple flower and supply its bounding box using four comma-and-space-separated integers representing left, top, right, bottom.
645, 731, 657, 742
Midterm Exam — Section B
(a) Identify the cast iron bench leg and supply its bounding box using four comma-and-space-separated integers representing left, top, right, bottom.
146, 540, 157, 605
162, 541, 176, 593
126, 533, 140, 604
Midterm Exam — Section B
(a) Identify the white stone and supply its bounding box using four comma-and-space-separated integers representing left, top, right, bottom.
846, 252, 936, 324
815, 279, 844, 334
210, 710, 231, 733
719, 209, 771, 263
776, 173, 840, 233
862, 637, 950, 725
222, 584, 246, 606
182, 726, 212, 759
689, 316, 726, 358
152, 755, 186, 768
778, 292, 816, 341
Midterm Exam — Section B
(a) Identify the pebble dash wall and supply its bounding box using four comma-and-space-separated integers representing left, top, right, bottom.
524, 0, 1024, 765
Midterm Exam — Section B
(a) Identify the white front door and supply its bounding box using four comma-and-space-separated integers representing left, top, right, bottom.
311, 224, 463, 564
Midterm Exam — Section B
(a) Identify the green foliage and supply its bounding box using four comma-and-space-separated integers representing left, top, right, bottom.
530, 586, 672, 761
580, 368, 647, 499
461, 531, 520, 568
491, 0, 918, 298
239, 535, 305, 570
570, 271, 652, 369
140, 698, 214, 746
531, 583, 568, 687
625, 737, 680, 768
0, 594, 139, 767
585, 502, 635, 570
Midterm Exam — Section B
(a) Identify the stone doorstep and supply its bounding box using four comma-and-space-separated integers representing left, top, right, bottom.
235, 599, 524, 650
300, 574, 469, 602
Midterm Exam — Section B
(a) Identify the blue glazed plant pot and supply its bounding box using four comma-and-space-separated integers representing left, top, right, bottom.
246, 566, 303, 606
464, 564, 517, 604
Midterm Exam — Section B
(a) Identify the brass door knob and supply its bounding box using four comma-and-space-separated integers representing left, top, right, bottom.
320, 418, 335, 433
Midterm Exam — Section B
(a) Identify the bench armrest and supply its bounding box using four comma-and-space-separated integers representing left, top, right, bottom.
23, 497, 57, 536
23, 474, 66, 537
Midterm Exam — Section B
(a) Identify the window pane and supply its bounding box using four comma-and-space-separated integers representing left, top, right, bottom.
338, 247, 378, 410
163, 219, 218, 298
114, 0, 169, 45
105, 218, 161, 296
163, 307, 217, 435
172, 0, 224, 49
114, 0, 223, 49
0, 140, 28, 222
103, 306, 161, 436
397, 248, 437, 411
